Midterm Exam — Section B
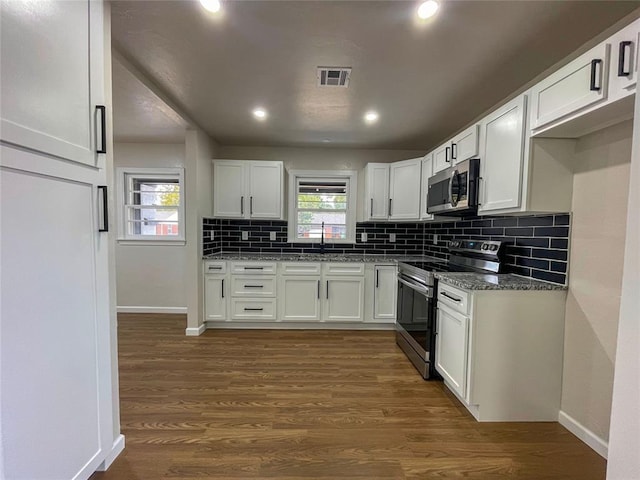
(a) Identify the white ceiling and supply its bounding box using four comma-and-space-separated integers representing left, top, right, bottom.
110, 0, 639, 150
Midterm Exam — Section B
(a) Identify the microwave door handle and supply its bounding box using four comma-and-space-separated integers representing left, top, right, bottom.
448, 170, 456, 207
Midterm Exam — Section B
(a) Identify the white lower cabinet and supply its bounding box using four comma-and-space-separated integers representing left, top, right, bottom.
204, 275, 227, 321
204, 260, 378, 326
373, 265, 397, 320
435, 281, 566, 421
279, 275, 321, 321
323, 277, 365, 322
435, 304, 469, 399
204, 261, 228, 321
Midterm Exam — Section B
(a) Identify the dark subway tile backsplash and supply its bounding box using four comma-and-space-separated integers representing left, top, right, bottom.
203, 213, 571, 285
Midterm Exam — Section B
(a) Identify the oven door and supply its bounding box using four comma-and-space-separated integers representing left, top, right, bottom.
396, 275, 435, 359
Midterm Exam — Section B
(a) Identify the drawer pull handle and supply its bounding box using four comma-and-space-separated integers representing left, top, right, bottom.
244, 267, 264, 270
221, 279, 224, 298
618, 41, 632, 77
208, 266, 222, 270
244, 307, 264, 311
589, 58, 602, 91
244, 285, 264, 288
441, 292, 462, 303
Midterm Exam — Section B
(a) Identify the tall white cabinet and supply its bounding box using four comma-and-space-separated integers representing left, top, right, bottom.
0, 1, 119, 478
213, 160, 284, 219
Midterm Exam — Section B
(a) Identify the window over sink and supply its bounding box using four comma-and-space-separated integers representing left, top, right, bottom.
116, 167, 185, 243
288, 170, 357, 243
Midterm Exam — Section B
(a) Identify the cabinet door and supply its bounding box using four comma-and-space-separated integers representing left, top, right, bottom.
323, 277, 365, 322
249, 161, 283, 219
436, 304, 469, 399
0, 0, 105, 168
388, 158, 421, 220
608, 19, 639, 101
213, 161, 246, 218
451, 125, 479, 164
373, 266, 397, 320
420, 154, 434, 220
204, 275, 227, 321
433, 142, 452, 173
478, 95, 527, 213
530, 42, 610, 131
279, 276, 321, 321
365, 163, 390, 220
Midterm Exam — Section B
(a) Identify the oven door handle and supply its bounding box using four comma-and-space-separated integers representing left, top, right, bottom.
398, 276, 430, 297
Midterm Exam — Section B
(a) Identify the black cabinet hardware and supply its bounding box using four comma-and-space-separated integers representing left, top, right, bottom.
250, 196, 253, 215
240, 196, 244, 215
244, 266, 264, 270
244, 285, 264, 288
221, 279, 224, 298
326, 281, 329, 299
445, 146, 451, 163
244, 307, 264, 311
96, 105, 106, 154
590, 59, 602, 91
618, 41, 632, 77
98, 185, 108, 232
376, 270, 379, 288
451, 142, 457, 160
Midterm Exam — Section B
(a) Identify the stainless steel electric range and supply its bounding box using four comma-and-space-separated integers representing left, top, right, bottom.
395, 240, 504, 379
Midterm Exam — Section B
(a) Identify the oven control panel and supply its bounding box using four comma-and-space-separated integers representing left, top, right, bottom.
449, 240, 501, 253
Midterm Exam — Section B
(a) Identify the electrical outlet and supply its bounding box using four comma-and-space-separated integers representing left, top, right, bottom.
241, 231, 249, 241
209, 231, 215, 241
433, 234, 438, 245
389, 233, 396, 243
360, 232, 367, 242
269, 231, 276, 241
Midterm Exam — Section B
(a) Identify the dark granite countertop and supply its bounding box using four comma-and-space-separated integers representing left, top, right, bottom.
434, 272, 567, 291
203, 253, 435, 264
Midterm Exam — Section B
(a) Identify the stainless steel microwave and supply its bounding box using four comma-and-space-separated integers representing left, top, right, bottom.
427, 158, 480, 216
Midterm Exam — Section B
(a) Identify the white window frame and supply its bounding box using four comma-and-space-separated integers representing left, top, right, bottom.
116, 167, 185, 244
287, 169, 358, 244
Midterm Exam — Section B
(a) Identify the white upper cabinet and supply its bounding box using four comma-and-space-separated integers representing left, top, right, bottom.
362, 158, 421, 221
420, 153, 434, 221
451, 125, 480, 164
433, 125, 479, 173
213, 160, 246, 217
213, 160, 283, 219
388, 158, 422, 220
608, 18, 640, 102
478, 95, 527, 213
0, 0, 105, 168
530, 42, 610, 132
363, 163, 390, 220
248, 162, 283, 219
433, 142, 451, 173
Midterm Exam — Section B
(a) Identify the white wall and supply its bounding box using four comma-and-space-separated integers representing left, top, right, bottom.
216, 145, 426, 170
114, 142, 187, 311
185, 129, 218, 333
606, 91, 640, 480
561, 120, 632, 449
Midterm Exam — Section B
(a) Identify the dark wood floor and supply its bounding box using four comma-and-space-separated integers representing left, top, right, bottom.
91, 314, 606, 479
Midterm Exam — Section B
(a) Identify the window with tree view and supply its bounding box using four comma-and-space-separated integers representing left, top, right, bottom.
290, 173, 356, 243
118, 168, 185, 241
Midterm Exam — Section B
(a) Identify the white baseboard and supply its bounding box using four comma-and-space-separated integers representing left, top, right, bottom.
96, 434, 125, 471
558, 410, 608, 459
204, 321, 396, 330
117, 306, 187, 314
185, 324, 206, 336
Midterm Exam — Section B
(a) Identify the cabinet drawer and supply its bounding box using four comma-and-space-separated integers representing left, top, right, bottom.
322, 263, 364, 276
437, 282, 471, 315
280, 262, 321, 275
231, 276, 276, 297
231, 298, 276, 320
204, 261, 227, 274
230, 261, 277, 275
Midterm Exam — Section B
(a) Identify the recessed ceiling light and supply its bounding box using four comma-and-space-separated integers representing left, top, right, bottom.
364, 111, 379, 124
200, 0, 221, 13
252, 108, 268, 120
417, 0, 439, 19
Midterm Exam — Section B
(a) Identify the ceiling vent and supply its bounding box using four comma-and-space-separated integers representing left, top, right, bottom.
317, 67, 351, 87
